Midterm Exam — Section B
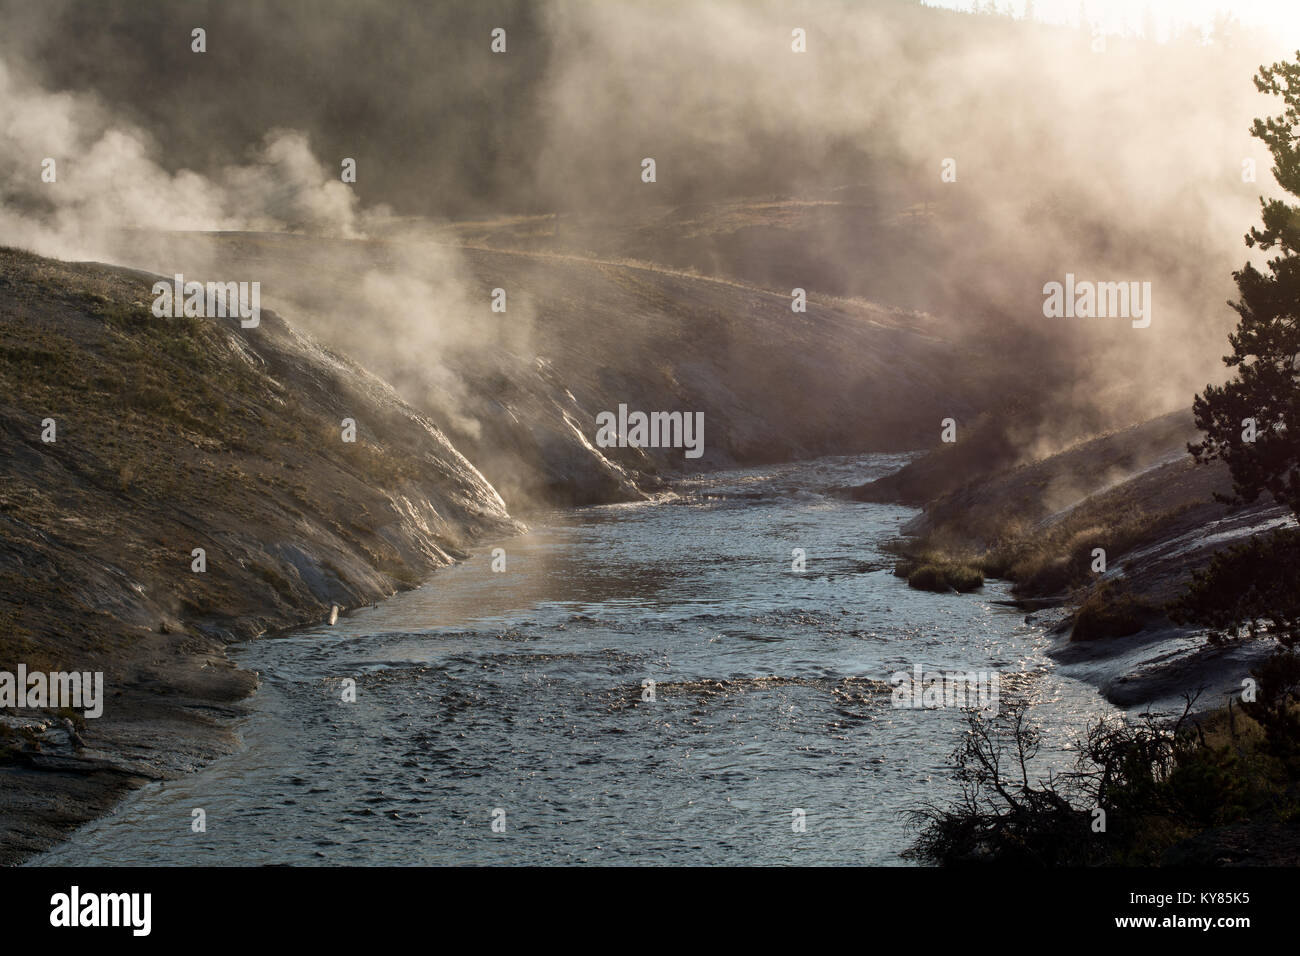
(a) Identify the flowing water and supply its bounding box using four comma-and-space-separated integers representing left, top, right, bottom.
33, 454, 1117, 866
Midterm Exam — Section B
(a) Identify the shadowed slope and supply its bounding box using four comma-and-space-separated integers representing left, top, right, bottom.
127, 230, 989, 509
0, 246, 516, 862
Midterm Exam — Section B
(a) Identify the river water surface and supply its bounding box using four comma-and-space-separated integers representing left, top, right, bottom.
34, 454, 1116, 865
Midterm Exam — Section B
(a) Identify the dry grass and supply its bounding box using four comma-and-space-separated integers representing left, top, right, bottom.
1069, 582, 1162, 641
979, 503, 1199, 597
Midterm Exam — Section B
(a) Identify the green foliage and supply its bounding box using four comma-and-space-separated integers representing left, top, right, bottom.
1180, 55, 1300, 650
1239, 649, 1300, 767
907, 688, 1300, 866
1190, 56, 1300, 518
1171, 527, 1300, 647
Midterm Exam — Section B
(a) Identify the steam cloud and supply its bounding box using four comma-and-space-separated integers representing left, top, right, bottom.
0, 0, 1291, 468
0, 61, 367, 260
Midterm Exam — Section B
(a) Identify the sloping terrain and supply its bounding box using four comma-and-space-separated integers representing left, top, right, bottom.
0, 226, 994, 860
877, 408, 1290, 709
887, 410, 1219, 547
443, 194, 951, 313
0, 246, 516, 861
122, 230, 989, 509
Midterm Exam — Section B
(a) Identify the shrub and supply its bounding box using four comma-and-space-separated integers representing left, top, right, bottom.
907, 564, 949, 592
905, 696, 1291, 866
947, 564, 985, 592
1070, 583, 1160, 641
1171, 527, 1300, 648
906, 562, 984, 594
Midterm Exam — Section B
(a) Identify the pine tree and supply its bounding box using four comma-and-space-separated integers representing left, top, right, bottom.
1176, 55, 1300, 652
1190, 56, 1300, 519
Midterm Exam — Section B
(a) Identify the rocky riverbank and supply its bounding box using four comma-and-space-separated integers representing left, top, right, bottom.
0, 247, 518, 862
858, 409, 1290, 711
0, 235, 987, 863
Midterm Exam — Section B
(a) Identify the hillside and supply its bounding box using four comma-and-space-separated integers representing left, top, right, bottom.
0, 247, 516, 861
442, 194, 952, 313
883, 410, 1218, 547
874, 409, 1290, 709
117, 230, 990, 509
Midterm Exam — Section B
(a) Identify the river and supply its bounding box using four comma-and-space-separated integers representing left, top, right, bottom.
32, 453, 1116, 865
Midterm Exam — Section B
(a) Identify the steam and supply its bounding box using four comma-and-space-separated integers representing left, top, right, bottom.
0, 0, 1293, 474
530, 0, 1279, 454
0, 58, 363, 259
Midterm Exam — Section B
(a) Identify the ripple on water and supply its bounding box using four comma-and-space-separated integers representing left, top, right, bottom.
31, 454, 1116, 866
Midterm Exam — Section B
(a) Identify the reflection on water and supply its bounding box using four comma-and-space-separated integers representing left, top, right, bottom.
33, 454, 1116, 866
